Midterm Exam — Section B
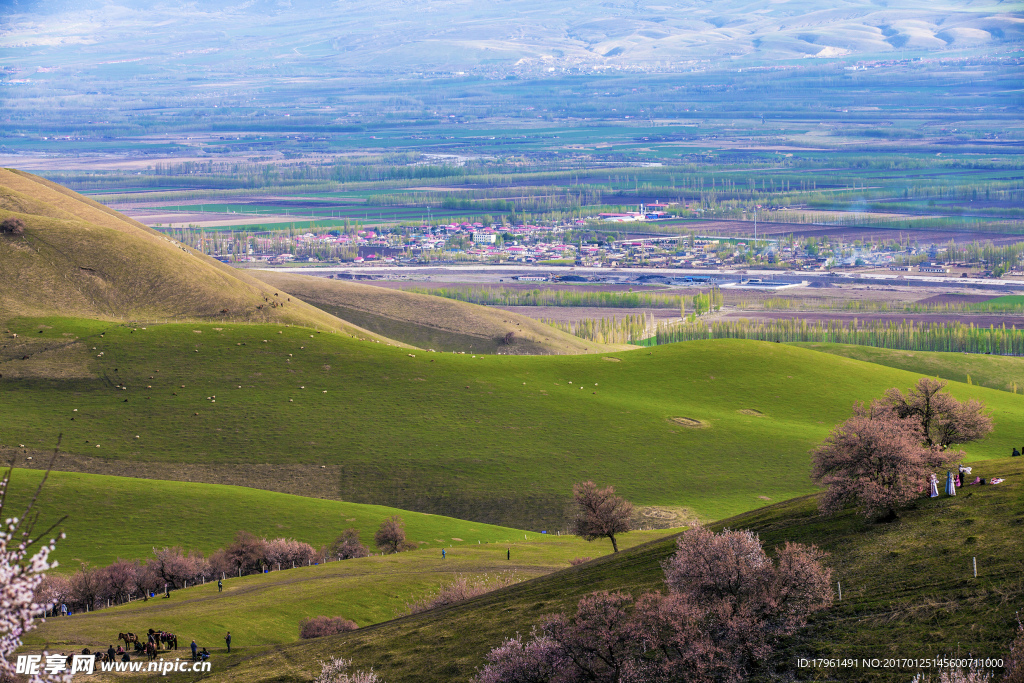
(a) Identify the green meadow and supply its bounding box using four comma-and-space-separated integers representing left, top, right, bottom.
208, 457, 1024, 683
1, 470, 542, 570
3, 317, 1022, 530
24, 525, 673, 653
794, 343, 1024, 394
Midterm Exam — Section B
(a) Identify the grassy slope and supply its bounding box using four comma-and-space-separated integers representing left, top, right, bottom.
795, 343, 1024, 394
211, 457, 1024, 683
251, 271, 626, 355
0, 169, 402, 345
2, 318, 1022, 530
24, 523, 671, 652
1, 469, 537, 570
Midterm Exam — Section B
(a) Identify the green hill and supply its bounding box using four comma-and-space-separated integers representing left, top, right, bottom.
251, 271, 627, 355
795, 342, 1024, 394
207, 457, 1024, 683
22, 483, 670, 652
0, 169, 402, 345
0, 469, 535, 570
2, 316, 1021, 530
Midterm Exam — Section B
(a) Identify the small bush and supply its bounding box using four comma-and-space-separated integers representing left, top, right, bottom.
407, 573, 519, 614
0, 217, 25, 235
1005, 618, 1024, 683
299, 615, 358, 639
314, 656, 382, 683
568, 557, 591, 566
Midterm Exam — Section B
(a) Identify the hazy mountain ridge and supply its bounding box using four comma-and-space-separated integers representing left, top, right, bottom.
2, 0, 1020, 75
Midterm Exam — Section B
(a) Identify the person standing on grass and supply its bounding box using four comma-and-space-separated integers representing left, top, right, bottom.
441, 548, 446, 560
507, 548, 510, 561
225, 631, 231, 653
217, 578, 222, 592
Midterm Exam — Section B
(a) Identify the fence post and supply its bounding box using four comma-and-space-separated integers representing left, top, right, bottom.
837, 581, 842, 601
973, 557, 977, 578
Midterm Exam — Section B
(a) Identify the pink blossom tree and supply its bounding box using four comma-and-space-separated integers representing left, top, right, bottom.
0, 458, 69, 682
475, 527, 833, 683
879, 378, 993, 450
569, 481, 633, 553
812, 402, 962, 521
330, 528, 370, 560
374, 516, 408, 554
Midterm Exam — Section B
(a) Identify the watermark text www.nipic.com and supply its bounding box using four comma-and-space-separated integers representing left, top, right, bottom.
797, 658, 1005, 670
16, 654, 212, 676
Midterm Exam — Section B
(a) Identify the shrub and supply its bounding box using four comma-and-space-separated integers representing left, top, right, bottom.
568, 557, 591, 566
1005, 618, 1024, 683
0, 217, 25, 235
407, 573, 519, 615
299, 616, 358, 639
314, 657, 382, 683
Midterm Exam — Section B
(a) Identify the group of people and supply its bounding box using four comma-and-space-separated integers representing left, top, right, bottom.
189, 640, 211, 662
928, 464, 1005, 497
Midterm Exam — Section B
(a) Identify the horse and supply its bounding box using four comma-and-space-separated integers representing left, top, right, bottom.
119, 632, 138, 648
145, 642, 157, 661
161, 632, 178, 650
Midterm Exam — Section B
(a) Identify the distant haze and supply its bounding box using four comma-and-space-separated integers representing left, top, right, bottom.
2, 0, 1021, 76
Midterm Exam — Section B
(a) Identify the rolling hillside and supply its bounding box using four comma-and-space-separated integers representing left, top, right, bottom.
795, 343, 1024, 394
0, 169, 402, 345
4, 0, 1019, 75
252, 271, 626, 355
3, 316, 1021, 531
205, 457, 1024, 683
15, 469, 671, 652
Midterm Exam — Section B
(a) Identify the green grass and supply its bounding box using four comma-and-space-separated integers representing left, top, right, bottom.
203, 457, 1024, 683
795, 343, 1024, 394
24, 523, 672, 652
0, 469, 541, 570
987, 295, 1024, 305
3, 317, 1023, 530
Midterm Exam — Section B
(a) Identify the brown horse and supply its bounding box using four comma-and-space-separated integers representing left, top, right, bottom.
119, 632, 138, 648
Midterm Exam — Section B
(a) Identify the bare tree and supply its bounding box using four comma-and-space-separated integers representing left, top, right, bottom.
70, 565, 102, 612
880, 378, 993, 449
570, 481, 633, 553
812, 402, 957, 521
374, 516, 407, 554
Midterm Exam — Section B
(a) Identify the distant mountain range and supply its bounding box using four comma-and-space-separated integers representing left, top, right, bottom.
2, 0, 1021, 75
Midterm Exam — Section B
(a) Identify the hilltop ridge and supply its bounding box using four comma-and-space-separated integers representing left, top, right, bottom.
0, 168, 406, 344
